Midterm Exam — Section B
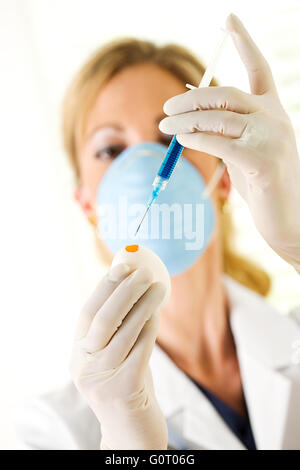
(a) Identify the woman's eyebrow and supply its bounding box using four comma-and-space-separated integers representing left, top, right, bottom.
87, 114, 166, 141
87, 123, 124, 140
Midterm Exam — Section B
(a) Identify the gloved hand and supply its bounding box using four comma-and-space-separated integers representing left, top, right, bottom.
159, 13, 300, 274
69, 263, 168, 450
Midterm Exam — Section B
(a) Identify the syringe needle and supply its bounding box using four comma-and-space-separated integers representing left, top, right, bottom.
134, 205, 150, 237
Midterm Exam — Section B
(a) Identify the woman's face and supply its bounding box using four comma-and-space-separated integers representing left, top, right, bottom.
76, 62, 230, 221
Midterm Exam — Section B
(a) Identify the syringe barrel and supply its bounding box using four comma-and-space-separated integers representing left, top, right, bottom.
147, 135, 184, 207
157, 135, 184, 180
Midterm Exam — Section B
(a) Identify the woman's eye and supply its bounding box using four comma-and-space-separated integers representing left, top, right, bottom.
95, 145, 124, 161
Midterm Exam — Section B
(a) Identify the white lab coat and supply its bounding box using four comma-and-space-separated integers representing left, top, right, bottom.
12, 276, 300, 450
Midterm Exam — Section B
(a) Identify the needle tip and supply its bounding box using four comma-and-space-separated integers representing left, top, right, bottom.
134, 205, 150, 237
134, 225, 140, 237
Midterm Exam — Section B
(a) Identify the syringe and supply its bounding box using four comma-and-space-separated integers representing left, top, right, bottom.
135, 28, 229, 237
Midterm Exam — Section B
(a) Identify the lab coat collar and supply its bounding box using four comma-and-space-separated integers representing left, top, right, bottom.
150, 337, 246, 449
150, 275, 300, 449
150, 275, 250, 449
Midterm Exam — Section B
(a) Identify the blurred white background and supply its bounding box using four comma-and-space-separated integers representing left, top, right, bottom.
0, 0, 299, 449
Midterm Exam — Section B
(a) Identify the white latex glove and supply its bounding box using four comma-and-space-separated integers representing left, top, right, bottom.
69, 251, 169, 450
159, 13, 300, 274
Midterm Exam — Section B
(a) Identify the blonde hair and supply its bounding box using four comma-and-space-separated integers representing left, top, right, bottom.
62, 37, 270, 296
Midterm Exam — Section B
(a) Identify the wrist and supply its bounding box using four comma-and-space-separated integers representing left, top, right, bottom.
97, 405, 168, 450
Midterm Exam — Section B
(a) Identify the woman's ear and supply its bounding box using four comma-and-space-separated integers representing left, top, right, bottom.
218, 166, 231, 201
74, 187, 97, 225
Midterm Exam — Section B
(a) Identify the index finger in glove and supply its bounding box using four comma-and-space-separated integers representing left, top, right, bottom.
124, 311, 160, 377
163, 86, 257, 117
159, 109, 248, 139
80, 267, 153, 353
99, 282, 166, 370
74, 263, 131, 341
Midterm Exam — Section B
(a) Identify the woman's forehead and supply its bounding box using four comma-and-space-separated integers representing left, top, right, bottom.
84, 63, 187, 137
92, 64, 186, 113
101, 62, 186, 96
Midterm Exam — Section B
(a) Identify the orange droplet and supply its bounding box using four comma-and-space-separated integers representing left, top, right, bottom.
125, 244, 139, 253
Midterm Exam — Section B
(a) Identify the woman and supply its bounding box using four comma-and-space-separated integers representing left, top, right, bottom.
14, 13, 300, 450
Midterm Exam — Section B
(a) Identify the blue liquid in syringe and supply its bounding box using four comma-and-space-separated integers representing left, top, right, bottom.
134, 135, 184, 236
148, 135, 184, 206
